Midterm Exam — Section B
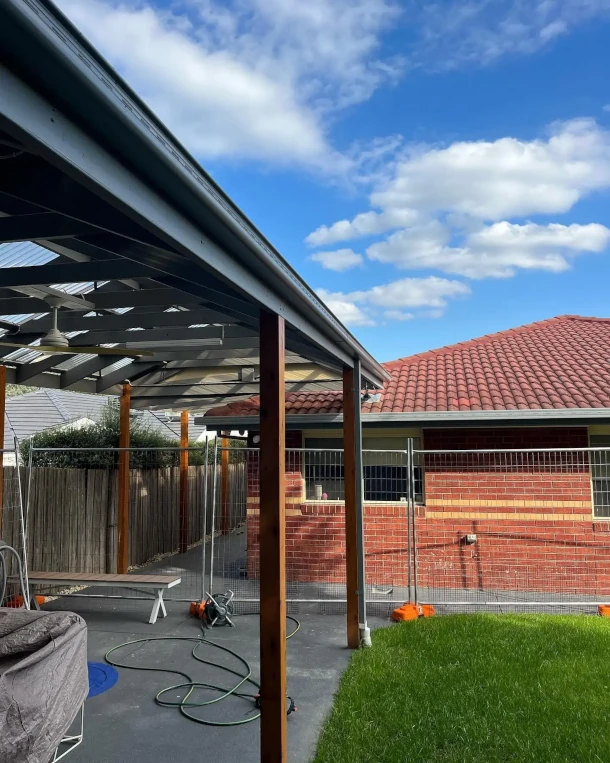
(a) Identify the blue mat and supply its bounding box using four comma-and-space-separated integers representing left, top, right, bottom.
87, 662, 119, 698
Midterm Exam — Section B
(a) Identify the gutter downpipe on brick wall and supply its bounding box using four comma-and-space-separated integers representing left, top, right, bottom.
354, 357, 371, 647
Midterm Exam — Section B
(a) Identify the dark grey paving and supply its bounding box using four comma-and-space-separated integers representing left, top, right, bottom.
44, 596, 388, 763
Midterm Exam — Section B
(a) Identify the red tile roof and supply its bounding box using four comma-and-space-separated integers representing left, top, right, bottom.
205, 316, 610, 417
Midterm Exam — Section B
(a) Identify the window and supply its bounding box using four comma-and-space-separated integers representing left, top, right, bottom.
303, 435, 424, 503
590, 435, 610, 517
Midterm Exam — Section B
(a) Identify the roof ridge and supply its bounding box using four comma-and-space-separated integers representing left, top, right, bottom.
46, 389, 70, 422
382, 315, 587, 368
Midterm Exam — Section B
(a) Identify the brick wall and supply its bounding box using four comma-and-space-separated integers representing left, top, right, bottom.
246, 426, 610, 598
417, 427, 606, 597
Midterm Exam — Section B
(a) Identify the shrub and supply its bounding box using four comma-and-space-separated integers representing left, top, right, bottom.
20, 401, 245, 469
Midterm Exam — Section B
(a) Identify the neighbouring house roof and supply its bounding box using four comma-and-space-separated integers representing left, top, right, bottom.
205, 316, 610, 422
2, 389, 207, 451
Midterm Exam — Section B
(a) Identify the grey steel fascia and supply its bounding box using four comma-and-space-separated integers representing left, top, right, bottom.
201, 408, 610, 429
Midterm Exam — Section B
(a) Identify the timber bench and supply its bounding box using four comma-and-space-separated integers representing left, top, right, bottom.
27, 572, 182, 624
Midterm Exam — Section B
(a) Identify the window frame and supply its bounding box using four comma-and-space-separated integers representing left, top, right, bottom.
301, 432, 424, 505
589, 433, 610, 518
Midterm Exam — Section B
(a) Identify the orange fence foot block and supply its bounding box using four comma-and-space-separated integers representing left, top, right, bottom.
6, 595, 45, 608
391, 603, 435, 622
189, 601, 205, 619
598, 605, 610, 617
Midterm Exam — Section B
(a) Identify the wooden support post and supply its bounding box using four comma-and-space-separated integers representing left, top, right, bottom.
343, 366, 360, 649
221, 431, 230, 534
259, 310, 287, 763
179, 410, 189, 553
117, 383, 131, 574
0, 366, 6, 535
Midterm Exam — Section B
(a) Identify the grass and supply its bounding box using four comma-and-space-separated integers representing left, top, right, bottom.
314, 614, 610, 763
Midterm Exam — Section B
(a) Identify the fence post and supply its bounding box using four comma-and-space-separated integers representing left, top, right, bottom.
0, 365, 5, 536
179, 410, 189, 553
221, 431, 230, 534
259, 310, 287, 763
352, 358, 370, 647
342, 365, 360, 649
117, 383, 130, 574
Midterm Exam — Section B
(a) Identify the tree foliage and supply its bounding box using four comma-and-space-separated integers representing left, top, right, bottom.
20, 401, 244, 468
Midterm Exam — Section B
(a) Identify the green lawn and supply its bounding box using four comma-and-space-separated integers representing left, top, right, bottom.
314, 614, 610, 763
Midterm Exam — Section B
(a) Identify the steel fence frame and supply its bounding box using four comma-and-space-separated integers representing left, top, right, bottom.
1, 438, 30, 607
412, 446, 610, 611
23, 445, 219, 603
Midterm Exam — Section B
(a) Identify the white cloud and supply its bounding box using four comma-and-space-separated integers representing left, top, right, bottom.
604, 104, 610, 113
367, 221, 610, 278
306, 208, 420, 246
371, 119, 610, 221
384, 310, 414, 321
310, 249, 363, 271
316, 289, 375, 326
56, 0, 400, 169
317, 277, 470, 324
307, 119, 610, 253
409, 1, 610, 70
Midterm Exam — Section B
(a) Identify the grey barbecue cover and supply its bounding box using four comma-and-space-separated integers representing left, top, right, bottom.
0, 608, 88, 763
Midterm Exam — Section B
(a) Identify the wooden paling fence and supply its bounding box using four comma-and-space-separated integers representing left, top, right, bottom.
1, 464, 246, 575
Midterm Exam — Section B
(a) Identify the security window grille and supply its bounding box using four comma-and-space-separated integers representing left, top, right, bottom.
590, 435, 610, 517
303, 437, 423, 503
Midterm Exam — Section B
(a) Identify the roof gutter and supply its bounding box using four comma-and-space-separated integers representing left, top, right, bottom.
2, 0, 389, 389
201, 408, 610, 430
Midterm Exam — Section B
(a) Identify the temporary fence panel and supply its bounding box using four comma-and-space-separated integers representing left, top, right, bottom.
0, 441, 30, 606
210, 445, 418, 615
21, 443, 421, 615
413, 448, 610, 612
23, 447, 246, 603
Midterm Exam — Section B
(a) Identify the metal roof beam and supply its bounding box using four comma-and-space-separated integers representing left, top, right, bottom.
69, 326, 256, 347
30, 306, 236, 333
161, 355, 304, 369
15, 354, 74, 382
0, 286, 206, 316
6, 285, 96, 310
84, 288, 200, 311
131, 380, 341, 398
96, 361, 161, 393
61, 355, 121, 389
130, 394, 253, 411
0, 163, 172, 251
0, 259, 160, 287
0, 211, 98, 242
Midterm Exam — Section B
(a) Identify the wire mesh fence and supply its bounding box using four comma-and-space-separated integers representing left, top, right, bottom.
413, 447, 610, 612
14, 441, 610, 617
0, 440, 30, 606
222, 446, 417, 614
21, 445, 246, 604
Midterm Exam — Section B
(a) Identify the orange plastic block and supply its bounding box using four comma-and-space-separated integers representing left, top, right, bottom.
5, 595, 45, 608
189, 601, 206, 619
392, 604, 420, 621
598, 605, 610, 617
391, 603, 435, 622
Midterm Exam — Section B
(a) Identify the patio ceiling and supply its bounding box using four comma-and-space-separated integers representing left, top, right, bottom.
0, 0, 389, 413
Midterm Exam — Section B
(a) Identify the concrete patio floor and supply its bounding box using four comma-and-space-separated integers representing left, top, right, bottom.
45, 596, 388, 763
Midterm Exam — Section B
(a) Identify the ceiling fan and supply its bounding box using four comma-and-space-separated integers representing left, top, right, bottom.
0, 300, 153, 358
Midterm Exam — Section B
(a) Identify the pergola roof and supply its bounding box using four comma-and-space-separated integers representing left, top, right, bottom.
0, 0, 388, 412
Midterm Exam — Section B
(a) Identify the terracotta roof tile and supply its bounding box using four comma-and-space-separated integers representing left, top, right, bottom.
205, 315, 610, 418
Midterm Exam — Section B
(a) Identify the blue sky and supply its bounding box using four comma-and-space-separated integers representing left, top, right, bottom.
58, 0, 610, 362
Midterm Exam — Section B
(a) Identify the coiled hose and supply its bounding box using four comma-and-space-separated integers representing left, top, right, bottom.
104, 615, 300, 727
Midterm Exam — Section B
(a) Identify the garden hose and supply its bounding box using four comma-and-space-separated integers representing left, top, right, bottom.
104, 614, 300, 727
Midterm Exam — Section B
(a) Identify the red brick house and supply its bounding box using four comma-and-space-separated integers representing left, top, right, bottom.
206, 316, 610, 599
